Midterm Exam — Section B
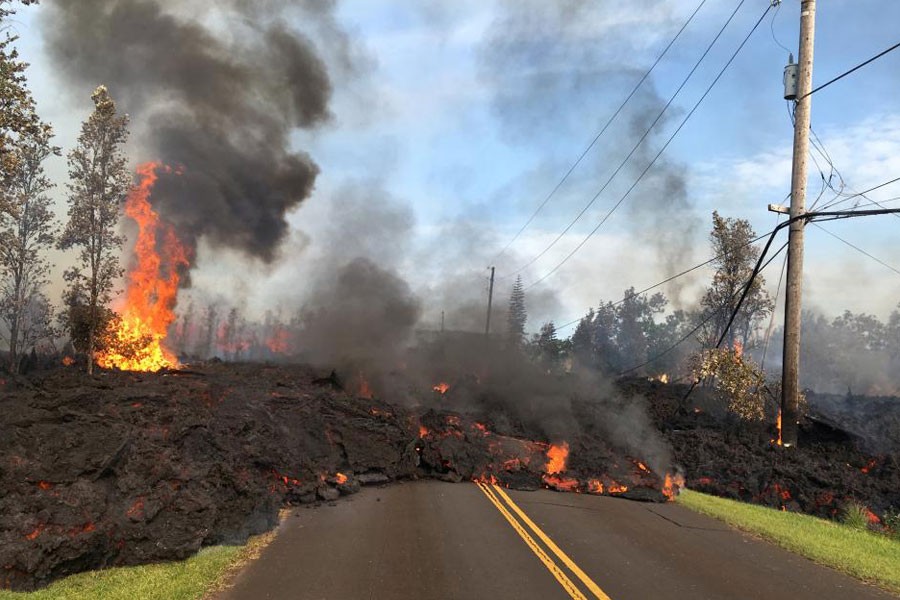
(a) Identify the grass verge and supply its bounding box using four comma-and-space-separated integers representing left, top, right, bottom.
0, 530, 276, 600
678, 489, 900, 595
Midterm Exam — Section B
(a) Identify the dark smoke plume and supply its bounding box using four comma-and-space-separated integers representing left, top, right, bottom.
42, 0, 336, 264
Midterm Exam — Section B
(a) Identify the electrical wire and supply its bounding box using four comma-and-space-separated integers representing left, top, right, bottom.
496, 0, 751, 282
489, 0, 710, 265
799, 40, 900, 100
811, 222, 900, 278
524, 3, 773, 291
619, 239, 789, 376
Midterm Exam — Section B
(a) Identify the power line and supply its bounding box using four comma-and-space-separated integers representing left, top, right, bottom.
799, 40, 900, 100
489, 0, 710, 264
619, 239, 789, 376
497, 0, 750, 282
555, 228, 777, 332
811, 222, 900, 278
524, 3, 773, 291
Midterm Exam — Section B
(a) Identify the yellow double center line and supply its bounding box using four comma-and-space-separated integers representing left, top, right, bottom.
475, 481, 612, 600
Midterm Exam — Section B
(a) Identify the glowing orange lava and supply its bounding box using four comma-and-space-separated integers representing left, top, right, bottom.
61, 356, 75, 366
545, 442, 569, 474
433, 382, 450, 394
335, 472, 348, 485
96, 162, 189, 372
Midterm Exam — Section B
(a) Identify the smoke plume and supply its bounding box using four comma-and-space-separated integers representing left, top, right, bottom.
41, 0, 336, 264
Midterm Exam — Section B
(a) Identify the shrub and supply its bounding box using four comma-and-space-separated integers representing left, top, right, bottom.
841, 501, 872, 531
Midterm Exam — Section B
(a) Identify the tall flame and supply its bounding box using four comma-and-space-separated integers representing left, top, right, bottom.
545, 442, 569, 474
96, 162, 190, 372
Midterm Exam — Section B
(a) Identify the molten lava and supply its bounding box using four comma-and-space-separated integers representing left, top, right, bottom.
433, 382, 450, 394
335, 472, 348, 485
545, 442, 569, 474
96, 162, 189, 372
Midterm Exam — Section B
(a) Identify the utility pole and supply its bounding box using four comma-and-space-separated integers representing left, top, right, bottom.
440, 310, 445, 334
485, 267, 495, 336
781, 0, 816, 448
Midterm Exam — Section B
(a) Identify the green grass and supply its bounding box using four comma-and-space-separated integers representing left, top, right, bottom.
0, 531, 275, 600
678, 489, 900, 595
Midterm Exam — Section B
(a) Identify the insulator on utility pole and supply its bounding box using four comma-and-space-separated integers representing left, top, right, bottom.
784, 53, 799, 100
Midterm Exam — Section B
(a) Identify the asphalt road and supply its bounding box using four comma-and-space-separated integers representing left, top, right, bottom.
218, 480, 895, 600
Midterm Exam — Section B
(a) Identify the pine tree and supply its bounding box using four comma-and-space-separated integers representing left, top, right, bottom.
58, 86, 131, 373
0, 123, 59, 372
507, 275, 527, 347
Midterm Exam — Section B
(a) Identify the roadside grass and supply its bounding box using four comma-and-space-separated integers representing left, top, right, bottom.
678, 489, 900, 595
0, 530, 275, 600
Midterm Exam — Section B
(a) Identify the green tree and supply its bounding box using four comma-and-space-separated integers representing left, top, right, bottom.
0, 123, 58, 372
0, 1, 40, 203
700, 211, 773, 349
507, 275, 526, 347
59, 86, 131, 373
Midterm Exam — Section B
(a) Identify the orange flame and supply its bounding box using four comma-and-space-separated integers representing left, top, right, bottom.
61, 356, 75, 366
662, 472, 685, 501
545, 442, 569, 474
266, 327, 290, 354
96, 162, 190, 372
733, 340, 744, 358
357, 371, 373, 399
433, 382, 450, 394
775, 409, 783, 446
860, 458, 877, 474
418, 424, 429, 438
335, 472, 348, 485
587, 479, 604, 494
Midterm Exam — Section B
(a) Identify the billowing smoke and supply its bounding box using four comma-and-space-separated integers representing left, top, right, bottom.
41, 0, 335, 264
479, 0, 700, 306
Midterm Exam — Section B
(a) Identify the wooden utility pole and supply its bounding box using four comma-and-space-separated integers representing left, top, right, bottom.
781, 0, 817, 448
485, 267, 495, 336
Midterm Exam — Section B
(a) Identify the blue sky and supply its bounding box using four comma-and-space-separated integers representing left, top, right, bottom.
10, 0, 900, 332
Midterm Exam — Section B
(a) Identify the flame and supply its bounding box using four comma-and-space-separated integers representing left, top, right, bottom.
96, 162, 189, 372
650, 373, 669, 383
860, 458, 877, 474
545, 442, 569, 474
433, 382, 450, 394
266, 327, 290, 354
61, 356, 75, 366
419, 424, 429, 438
662, 472, 685, 501
636, 461, 650, 473
775, 409, 783, 446
733, 340, 743, 358
587, 479, 604, 494
335, 472, 348, 485
357, 372, 373, 399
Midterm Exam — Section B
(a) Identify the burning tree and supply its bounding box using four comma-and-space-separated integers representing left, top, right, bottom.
58, 86, 131, 373
0, 124, 59, 372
